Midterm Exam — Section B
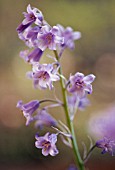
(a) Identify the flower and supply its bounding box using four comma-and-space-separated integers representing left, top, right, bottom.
68, 94, 90, 120
18, 26, 34, 48
26, 26, 41, 47
68, 94, 90, 111
16, 100, 39, 125
17, 4, 43, 33
67, 164, 78, 170
35, 132, 59, 156
57, 24, 81, 56
37, 25, 64, 51
27, 62, 60, 89
88, 105, 115, 141
96, 137, 115, 156
20, 48, 43, 63
34, 109, 57, 128
67, 72, 95, 98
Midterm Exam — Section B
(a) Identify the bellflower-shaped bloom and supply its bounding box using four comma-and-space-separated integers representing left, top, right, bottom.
96, 137, 115, 156
34, 109, 57, 128
18, 26, 34, 48
27, 62, 60, 89
17, 4, 43, 33
26, 26, 41, 47
68, 94, 90, 120
67, 72, 95, 98
37, 25, 64, 51
17, 100, 39, 125
68, 94, 90, 111
20, 48, 43, 63
57, 24, 81, 56
35, 132, 59, 156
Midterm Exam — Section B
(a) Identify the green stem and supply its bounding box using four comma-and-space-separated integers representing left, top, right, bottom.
53, 50, 85, 170
39, 99, 62, 105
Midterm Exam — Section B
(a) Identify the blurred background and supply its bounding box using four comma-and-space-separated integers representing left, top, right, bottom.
0, 0, 115, 169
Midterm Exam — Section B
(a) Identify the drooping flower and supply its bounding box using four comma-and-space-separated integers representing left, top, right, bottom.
35, 132, 59, 156
16, 100, 39, 125
27, 62, 60, 89
68, 94, 90, 111
20, 48, 43, 63
26, 26, 41, 47
18, 26, 34, 48
34, 109, 57, 128
67, 72, 95, 98
17, 4, 43, 33
37, 25, 64, 51
96, 137, 115, 156
57, 24, 81, 56
68, 94, 90, 120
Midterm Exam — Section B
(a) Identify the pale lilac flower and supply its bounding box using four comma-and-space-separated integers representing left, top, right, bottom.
57, 24, 81, 56
68, 94, 90, 120
34, 109, 57, 128
18, 26, 34, 48
37, 25, 64, 51
68, 94, 90, 111
20, 48, 43, 62
27, 62, 60, 89
35, 132, 59, 156
16, 100, 39, 125
96, 137, 115, 155
67, 72, 95, 98
26, 26, 41, 47
88, 105, 115, 141
17, 4, 43, 33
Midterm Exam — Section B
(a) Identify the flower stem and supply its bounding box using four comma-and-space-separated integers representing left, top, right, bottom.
53, 50, 85, 170
83, 145, 96, 164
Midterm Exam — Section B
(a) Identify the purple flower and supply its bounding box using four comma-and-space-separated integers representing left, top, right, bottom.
27, 62, 60, 89
67, 164, 78, 170
34, 109, 57, 128
35, 132, 59, 156
17, 4, 43, 33
20, 48, 43, 63
68, 94, 90, 111
96, 137, 115, 156
78, 96, 90, 111
88, 106, 115, 141
37, 25, 64, 51
16, 100, 39, 125
68, 94, 90, 120
26, 26, 41, 47
67, 72, 95, 98
57, 24, 81, 56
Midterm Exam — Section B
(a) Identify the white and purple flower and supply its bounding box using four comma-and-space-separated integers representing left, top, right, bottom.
67, 72, 95, 98
57, 24, 81, 56
35, 132, 59, 156
34, 109, 57, 128
20, 48, 43, 63
17, 4, 43, 33
68, 94, 90, 120
37, 25, 64, 51
96, 137, 115, 156
27, 62, 60, 89
17, 100, 39, 125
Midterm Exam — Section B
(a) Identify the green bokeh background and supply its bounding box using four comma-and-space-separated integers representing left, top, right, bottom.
0, 0, 115, 169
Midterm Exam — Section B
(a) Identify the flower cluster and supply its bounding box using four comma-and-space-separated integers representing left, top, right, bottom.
16, 4, 114, 170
